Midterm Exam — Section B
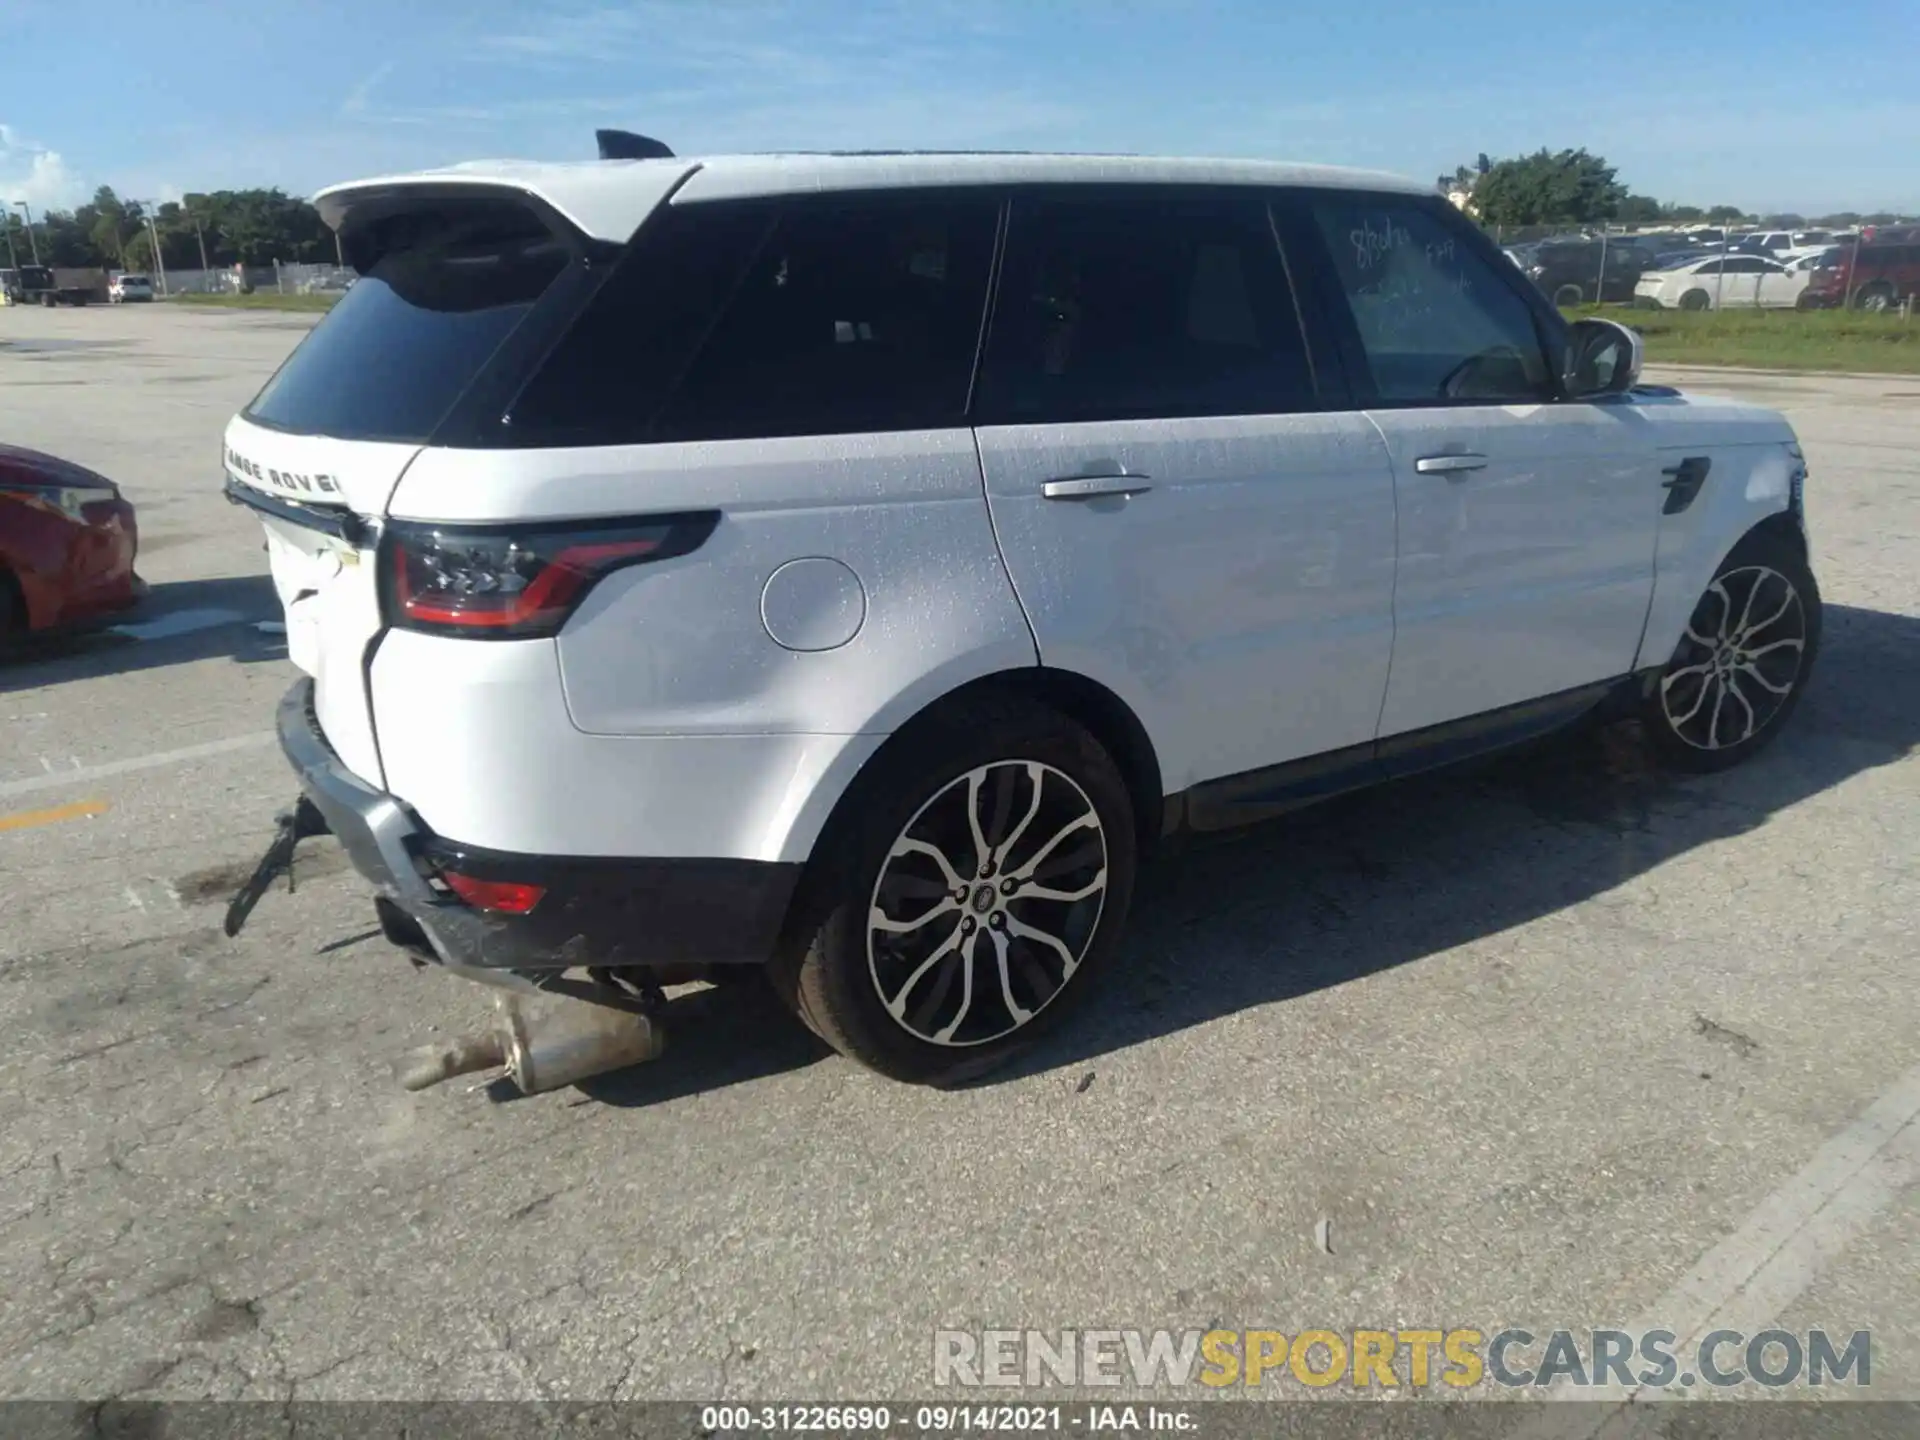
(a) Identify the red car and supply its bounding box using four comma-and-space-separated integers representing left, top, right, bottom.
0, 445, 143, 640
1802, 232, 1920, 311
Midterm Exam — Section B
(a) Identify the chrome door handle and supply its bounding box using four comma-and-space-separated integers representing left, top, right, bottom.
1413, 454, 1489, 476
1041, 475, 1153, 501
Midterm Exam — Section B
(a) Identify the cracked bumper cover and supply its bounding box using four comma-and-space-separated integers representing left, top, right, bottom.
276, 679, 802, 971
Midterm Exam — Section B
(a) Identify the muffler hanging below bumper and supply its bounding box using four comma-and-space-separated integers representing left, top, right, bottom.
398, 988, 664, 1095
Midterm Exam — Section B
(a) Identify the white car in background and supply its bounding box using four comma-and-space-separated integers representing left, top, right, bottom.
1635, 254, 1806, 309
108, 273, 154, 303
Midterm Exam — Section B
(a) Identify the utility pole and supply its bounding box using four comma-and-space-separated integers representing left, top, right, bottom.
138, 204, 169, 296
3, 213, 16, 270
12, 201, 41, 265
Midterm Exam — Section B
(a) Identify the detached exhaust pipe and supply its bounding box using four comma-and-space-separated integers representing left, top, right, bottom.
398, 988, 664, 1095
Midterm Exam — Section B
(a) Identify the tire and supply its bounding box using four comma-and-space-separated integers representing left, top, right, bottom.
771, 694, 1138, 1085
1641, 529, 1821, 773
0, 569, 26, 649
1553, 283, 1586, 307
1679, 289, 1712, 311
1855, 283, 1895, 313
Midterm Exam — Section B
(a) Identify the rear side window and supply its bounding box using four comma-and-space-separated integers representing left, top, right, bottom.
508, 192, 998, 444
247, 208, 568, 443
1304, 196, 1554, 405
975, 190, 1315, 425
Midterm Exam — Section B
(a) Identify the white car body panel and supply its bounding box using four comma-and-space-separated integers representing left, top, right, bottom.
369, 631, 885, 861
223, 415, 422, 785
1631, 393, 1799, 671
398, 431, 1039, 738
975, 413, 1397, 791
1366, 403, 1662, 737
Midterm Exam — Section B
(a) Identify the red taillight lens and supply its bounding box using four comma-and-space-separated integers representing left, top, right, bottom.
440, 870, 546, 914
381, 513, 718, 639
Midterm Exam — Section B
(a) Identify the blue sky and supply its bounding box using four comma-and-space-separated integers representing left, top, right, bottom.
3, 0, 1915, 217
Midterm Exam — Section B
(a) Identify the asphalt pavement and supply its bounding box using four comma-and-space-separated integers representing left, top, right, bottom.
1, 303, 1914, 1407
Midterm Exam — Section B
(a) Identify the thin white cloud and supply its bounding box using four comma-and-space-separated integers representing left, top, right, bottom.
341, 62, 396, 118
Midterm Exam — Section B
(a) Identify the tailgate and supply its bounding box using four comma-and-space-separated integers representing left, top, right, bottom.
224, 416, 420, 786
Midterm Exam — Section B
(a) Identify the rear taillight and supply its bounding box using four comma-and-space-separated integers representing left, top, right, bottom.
380, 512, 718, 639
440, 870, 545, 914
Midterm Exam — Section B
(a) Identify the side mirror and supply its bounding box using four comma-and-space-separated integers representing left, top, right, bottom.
1565, 317, 1644, 397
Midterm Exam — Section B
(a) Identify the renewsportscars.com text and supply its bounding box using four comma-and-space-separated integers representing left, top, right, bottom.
933, 1327, 1871, 1391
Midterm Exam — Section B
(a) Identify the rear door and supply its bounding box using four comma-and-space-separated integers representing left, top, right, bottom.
225, 199, 578, 783
1288, 190, 1661, 739
973, 186, 1398, 795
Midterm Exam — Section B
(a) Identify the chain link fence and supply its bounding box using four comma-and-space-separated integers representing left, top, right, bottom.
150, 262, 353, 297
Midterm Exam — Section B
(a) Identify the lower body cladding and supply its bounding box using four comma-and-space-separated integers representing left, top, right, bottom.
262, 679, 802, 1093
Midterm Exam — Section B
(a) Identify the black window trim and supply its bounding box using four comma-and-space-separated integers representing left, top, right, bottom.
1275, 187, 1576, 411
970, 181, 1330, 429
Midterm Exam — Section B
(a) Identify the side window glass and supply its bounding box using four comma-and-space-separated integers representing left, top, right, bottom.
1307, 197, 1553, 405
509, 193, 998, 445
656, 194, 997, 442
506, 201, 774, 445
975, 191, 1315, 425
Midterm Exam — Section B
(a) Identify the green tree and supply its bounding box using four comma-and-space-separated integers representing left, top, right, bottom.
1665, 204, 1705, 222
1615, 193, 1663, 224
1706, 205, 1746, 224
1470, 148, 1627, 228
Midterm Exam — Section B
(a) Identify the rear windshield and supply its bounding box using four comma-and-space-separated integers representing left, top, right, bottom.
245, 210, 569, 443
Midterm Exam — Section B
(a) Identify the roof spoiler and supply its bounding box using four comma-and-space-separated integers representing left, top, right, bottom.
596, 129, 674, 161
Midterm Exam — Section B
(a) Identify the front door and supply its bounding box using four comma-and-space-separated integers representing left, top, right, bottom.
1288, 191, 1663, 739
973, 188, 1399, 795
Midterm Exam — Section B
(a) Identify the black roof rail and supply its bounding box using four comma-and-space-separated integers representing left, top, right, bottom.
596, 129, 674, 161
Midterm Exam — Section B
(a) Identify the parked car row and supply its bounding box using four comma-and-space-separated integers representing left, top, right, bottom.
1634, 238, 1919, 311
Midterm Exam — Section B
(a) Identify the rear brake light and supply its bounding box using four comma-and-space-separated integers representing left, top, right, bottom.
440, 870, 545, 914
380, 512, 718, 639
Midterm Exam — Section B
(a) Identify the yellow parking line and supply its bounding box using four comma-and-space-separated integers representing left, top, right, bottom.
0, 798, 110, 833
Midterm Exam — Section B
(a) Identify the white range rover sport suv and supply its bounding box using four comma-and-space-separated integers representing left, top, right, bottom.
223, 144, 1819, 1085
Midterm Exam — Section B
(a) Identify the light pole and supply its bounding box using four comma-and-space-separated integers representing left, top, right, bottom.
11, 201, 40, 265
135, 202, 170, 296
3, 213, 16, 271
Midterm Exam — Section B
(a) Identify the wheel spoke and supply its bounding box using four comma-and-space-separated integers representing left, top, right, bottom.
932, 930, 980, 1043
1722, 671, 1759, 743
1667, 670, 1712, 726
1705, 580, 1736, 641
1706, 676, 1728, 748
1734, 580, 1795, 645
1728, 571, 1770, 643
991, 763, 1046, 868
988, 928, 1031, 1025
1005, 913, 1083, 983
1661, 659, 1713, 693
1012, 812, 1099, 883
870, 895, 959, 935
1743, 636, 1804, 662
884, 923, 965, 1020
1015, 869, 1107, 904
964, 770, 992, 875
1734, 660, 1793, 696
893, 837, 964, 891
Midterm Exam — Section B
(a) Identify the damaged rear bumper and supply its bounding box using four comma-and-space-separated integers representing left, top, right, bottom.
275, 679, 801, 973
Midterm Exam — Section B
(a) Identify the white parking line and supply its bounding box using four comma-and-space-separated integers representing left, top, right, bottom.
1508, 1059, 1920, 1432
0, 732, 276, 800
107, 607, 253, 641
